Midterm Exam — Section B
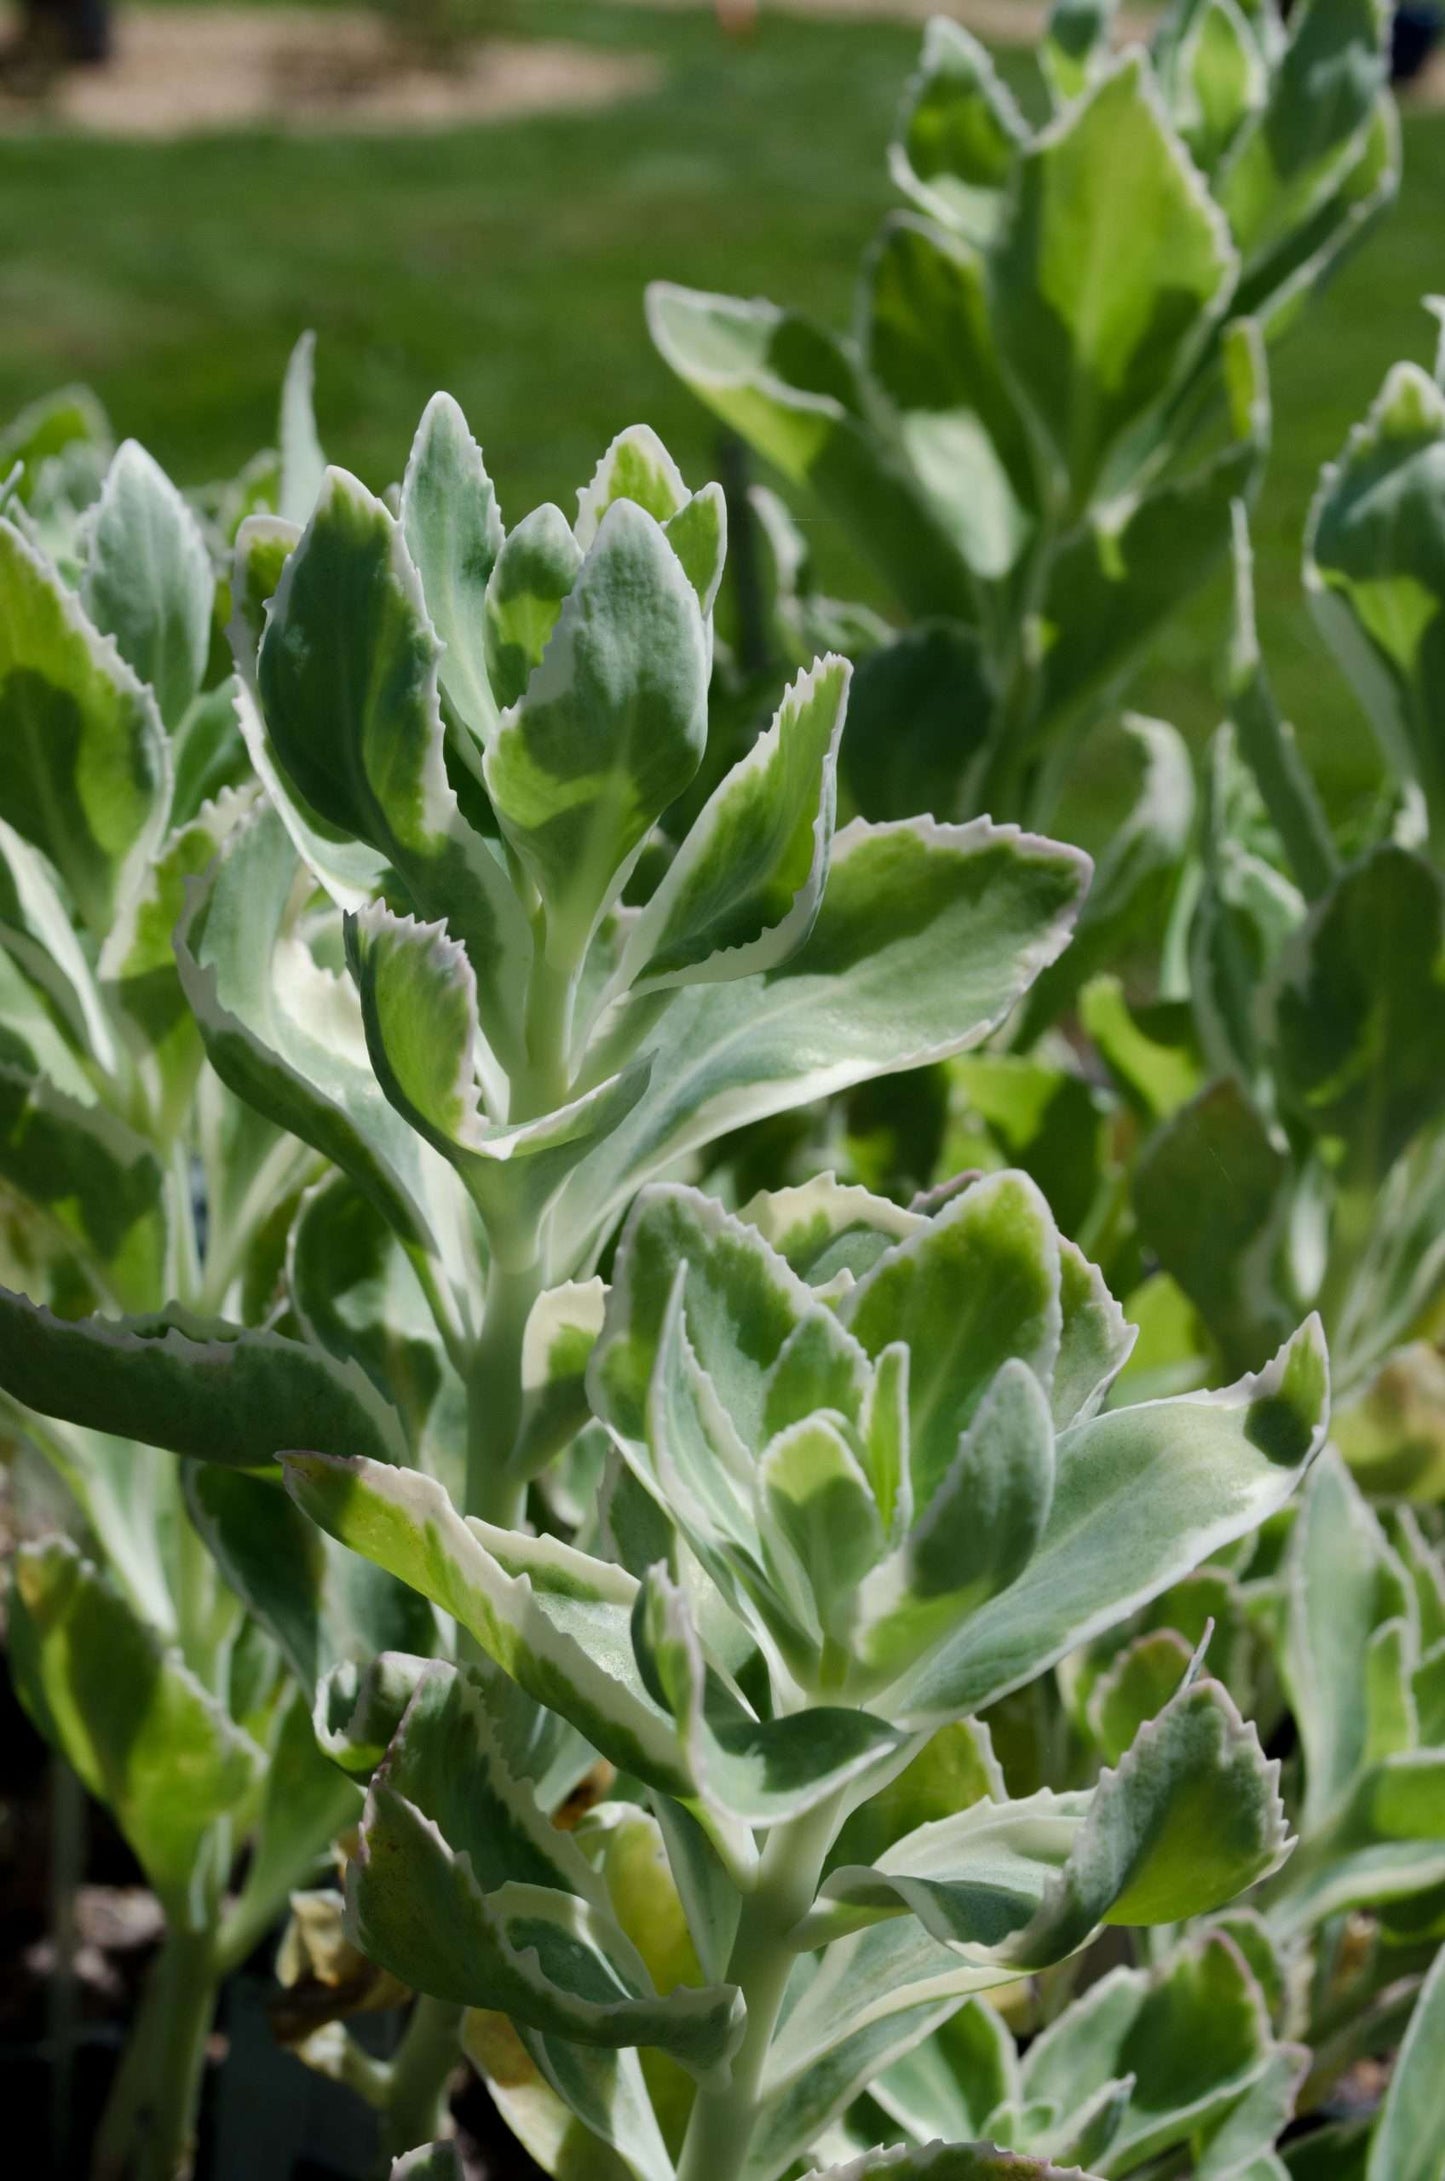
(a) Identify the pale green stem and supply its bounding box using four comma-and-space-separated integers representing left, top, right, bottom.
516, 924, 577, 1120
465, 1244, 544, 1527
379, 1995, 465, 2163
165, 1144, 204, 1310
674, 1795, 844, 2181
463, 904, 581, 1523
92, 1922, 220, 2181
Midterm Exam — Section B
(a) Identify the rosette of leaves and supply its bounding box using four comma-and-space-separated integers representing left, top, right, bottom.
282, 1175, 1327, 2180
649, 0, 1396, 832
0, 394, 418, 2178
0, 401, 1091, 1531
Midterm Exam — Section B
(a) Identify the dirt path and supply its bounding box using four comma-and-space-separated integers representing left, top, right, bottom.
2, 0, 1437, 139
0, 7, 660, 137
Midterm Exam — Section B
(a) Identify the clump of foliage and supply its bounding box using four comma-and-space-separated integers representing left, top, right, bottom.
0, 4, 1441, 2181
652, 0, 1398, 831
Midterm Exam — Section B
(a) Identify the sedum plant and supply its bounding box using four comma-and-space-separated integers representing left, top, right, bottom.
281, 1174, 1329, 2179
0, 363, 391, 2181
650, 0, 1397, 831
0, 403, 1090, 2159
0, 400, 1090, 1520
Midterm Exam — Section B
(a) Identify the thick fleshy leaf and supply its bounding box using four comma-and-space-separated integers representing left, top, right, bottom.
350, 1663, 743, 2076
0, 1289, 409, 1470
1158, 0, 1268, 173
884, 1318, 1328, 1723
802, 1679, 1287, 1958
664, 480, 728, 617
1133, 1076, 1294, 1375
1265, 844, 1445, 1181
0, 1066, 165, 1309
990, 54, 1234, 503
1247, 90, 1399, 341
557, 817, 1090, 1261
763, 1915, 1027, 2150
1052, 1238, 1134, 1429
0, 516, 169, 934
100, 785, 255, 1136
483, 502, 584, 714
1043, 0, 1118, 103
646, 283, 974, 622
10, 1537, 263, 1915
515, 1278, 607, 1477
390, 2146, 461, 2181
1306, 360, 1445, 826
282, 1453, 692, 1795
345, 900, 648, 1235
229, 514, 300, 683
842, 1173, 1060, 1509
829, 1721, 1002, 1882
184, 1463, 436, 1689
1269, 1746, 1445, 1932
574, 424, 689, 546
757, 1414, 883, 1645
803, 2151, 1082, 2181
1020, 1932, 1278, 2173
1219, 0, 1390, 272
174, 803, 463, 1263
289, 1173, 464, 1484
889, 17, 1027, 244
633, 1565, 907, 1834
869, 1994, 1019, 2146
484, 497, 708, 959
1365, 1941, 1445, 2181
1087, 1628, 1195, 1765
463, 2007, 670, 2181
152, 665, 247, 827
618, 655, 848, 992
592, 1181, 825, 1451
864, 216, 1035, 584
857, 1361, 1055, 1684
0, 382, 111, 512
279, 330, 327, 527
401, 392, 504, 747
255, 467, 530, 1070
0, 811, 112, 1070
1280, 1449, 1403, 1828
80, 439, 214, 731
225, 1683, 362, 1962
740, 1175, 924, 1296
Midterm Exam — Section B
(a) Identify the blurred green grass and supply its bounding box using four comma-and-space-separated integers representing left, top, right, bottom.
0, 0, 1438, 812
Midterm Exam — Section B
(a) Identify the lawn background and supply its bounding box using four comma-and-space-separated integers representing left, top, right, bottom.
2, 0, 1440, 814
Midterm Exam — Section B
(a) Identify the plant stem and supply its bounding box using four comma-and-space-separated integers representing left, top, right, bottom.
380, 1995, 464, 2162
465, 1243, 543, 1526
92, 1923, 220, 2181
674, 1794, 843, 2181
